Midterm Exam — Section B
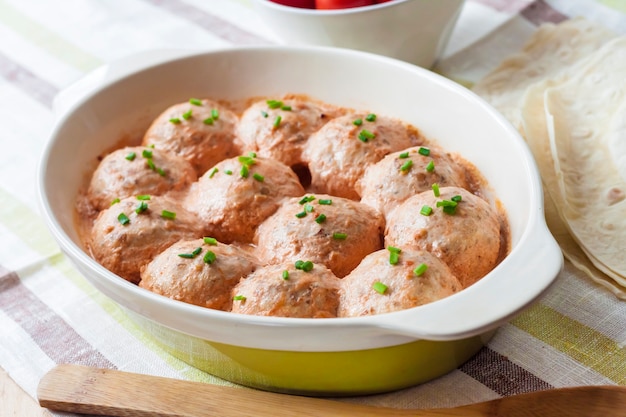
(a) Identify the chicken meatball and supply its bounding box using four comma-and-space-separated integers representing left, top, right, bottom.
231, 262, 341, 318
357, 146, 470, 218
385, 187, 501, 288
142, 99, 241, 175
236, 96, 342, 169
139, 238, 257, 311
303, 113, 424, 199
338, 248, 462, 317
184, 155, 305, 243
87, 146, 197, 212
255, 194, 384, 277
89, 195, 202, 284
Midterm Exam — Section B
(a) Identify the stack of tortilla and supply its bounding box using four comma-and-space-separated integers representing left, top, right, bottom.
473, 18, 626, 299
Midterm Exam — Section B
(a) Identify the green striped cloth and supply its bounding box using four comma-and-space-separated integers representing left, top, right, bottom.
1, 0, 625, 412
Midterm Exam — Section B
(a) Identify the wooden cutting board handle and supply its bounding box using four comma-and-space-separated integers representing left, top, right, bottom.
37, 364, 626, 417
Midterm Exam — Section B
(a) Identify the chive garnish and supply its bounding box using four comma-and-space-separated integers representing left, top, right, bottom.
142, 149, 153, 159
281, 105, 292, 111
203, 237, 218, 245
203, 250, 216, 264
304, 204, 314, 213
161, 210, 176, 220
414, 263, 428, 276
182, 109, 192, 120
273, 115, 282, 129
418, 147, 430, 156
157, 167, 166, 176
169, 117, 181, 124
125, 152, 136, 161
249, 151, 257, 158
400, 160, 413, 172
314, 213, 327, 224
451, 195, 463, 203
146, 159, 156, 171
178, 247, 202, 259
420, 205, 433, 216
211, 108, 219, 120
299, 195, 316, 205
261, 110, 268, 118
225, 170, 233, 175
332, 232, 347, 240
240, 165, 249, 178
373, 281, 388, 294
111, 198, 121, 205
426, 160, 435, 172
295, 211, 307, 218
387, 246, 401, 265
189, 98, 203, 106
432, 183, 440, 197
117, 213, 130, 225
437, 199, 458, 215
353, 118, 363, 126
282, 270, 289, 280
358, 129, 375, 142
136, 195, 151, 201
135, 201, 148, 214
318, 199, 332, 205
238, 155, 256, 166
209, 168, 219, 178
233, 295, 246, 301
203, 117, 214, 125
365, 113, 377, 122
253, 173, 265, 182
398, 152, 409, 159
266, 99, 283, 109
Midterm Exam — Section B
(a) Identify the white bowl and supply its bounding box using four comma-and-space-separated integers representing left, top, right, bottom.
252, 0, 465, 68
38, 46, 562, 394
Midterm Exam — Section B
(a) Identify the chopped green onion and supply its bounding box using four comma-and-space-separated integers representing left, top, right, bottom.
295, 211, 307, 218
136, 195, 151, 201
436, 199, 458, 215
248, 151, 257, 158
169, 117, 181, 124
426, 160, 435, 172
413, 263, 428, 276
365, 113, 377, 122
233, 295, 246, 301
203, 117, 214, 125
281, 105, 292, 111
238, 155, 256, 166
148, 144, 155, 148
211, 108, 219, 120
304, 204, 314, 213
420, 205, 433, 216
261, 110, 268, 118
146, 159, 156, 171
182, 109, 192, 120
418, 147, 430, 156
209, 168, 219, 178
299, 195, 316, 205
117, 213, 130, 225
373, 281, 388, 294
315, 213, 327, 224
358, 129, 375, 142
203, 250, 216, 264
111, 198, 121, 206
353, 118, 363, 126
135, 201, 148, 214
451, 195, 463, 202
225, 170, 233, 175
125, 152, 136, 161
156, 167, 166, 177
253, 173, 265, 182
161, 210, 176, 220
332, 232, 347, 240
204, 237, 218, 245
178, 247, 203, 259
282, 270, 289, 280
266, 99, 283, 109
387, 246, 401, 265
432, 183, 440, 197
240, 164, 249, 178
387, 246, 402, 254
189, 98, 203, 106
400, 160, 413, 172
142, 149, 153, 159
318, 199, 332, 205
273, 115, 282, 129
398, 152, 409, 159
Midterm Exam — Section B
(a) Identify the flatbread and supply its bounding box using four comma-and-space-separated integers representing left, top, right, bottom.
473, 17, 616, 131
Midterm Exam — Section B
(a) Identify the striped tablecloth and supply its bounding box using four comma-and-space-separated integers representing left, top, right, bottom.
1, 0, 626, 413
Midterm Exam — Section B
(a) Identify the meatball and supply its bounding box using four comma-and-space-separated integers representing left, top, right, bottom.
142, 99, 241, 175
183, 155, 305, 243
303, 113, 424, 199
338, 248, 462, 317
89, 195, 202, 284
87, 146, 197, 212
231, 262, 341, 318
357, 146, 470, 218
255, 194, 384, 277
236, 96, 342, 168
385, 187, 501, 288
139, 238, 257, 311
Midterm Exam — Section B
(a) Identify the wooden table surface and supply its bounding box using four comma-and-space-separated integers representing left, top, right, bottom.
1, 367, 50, 417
